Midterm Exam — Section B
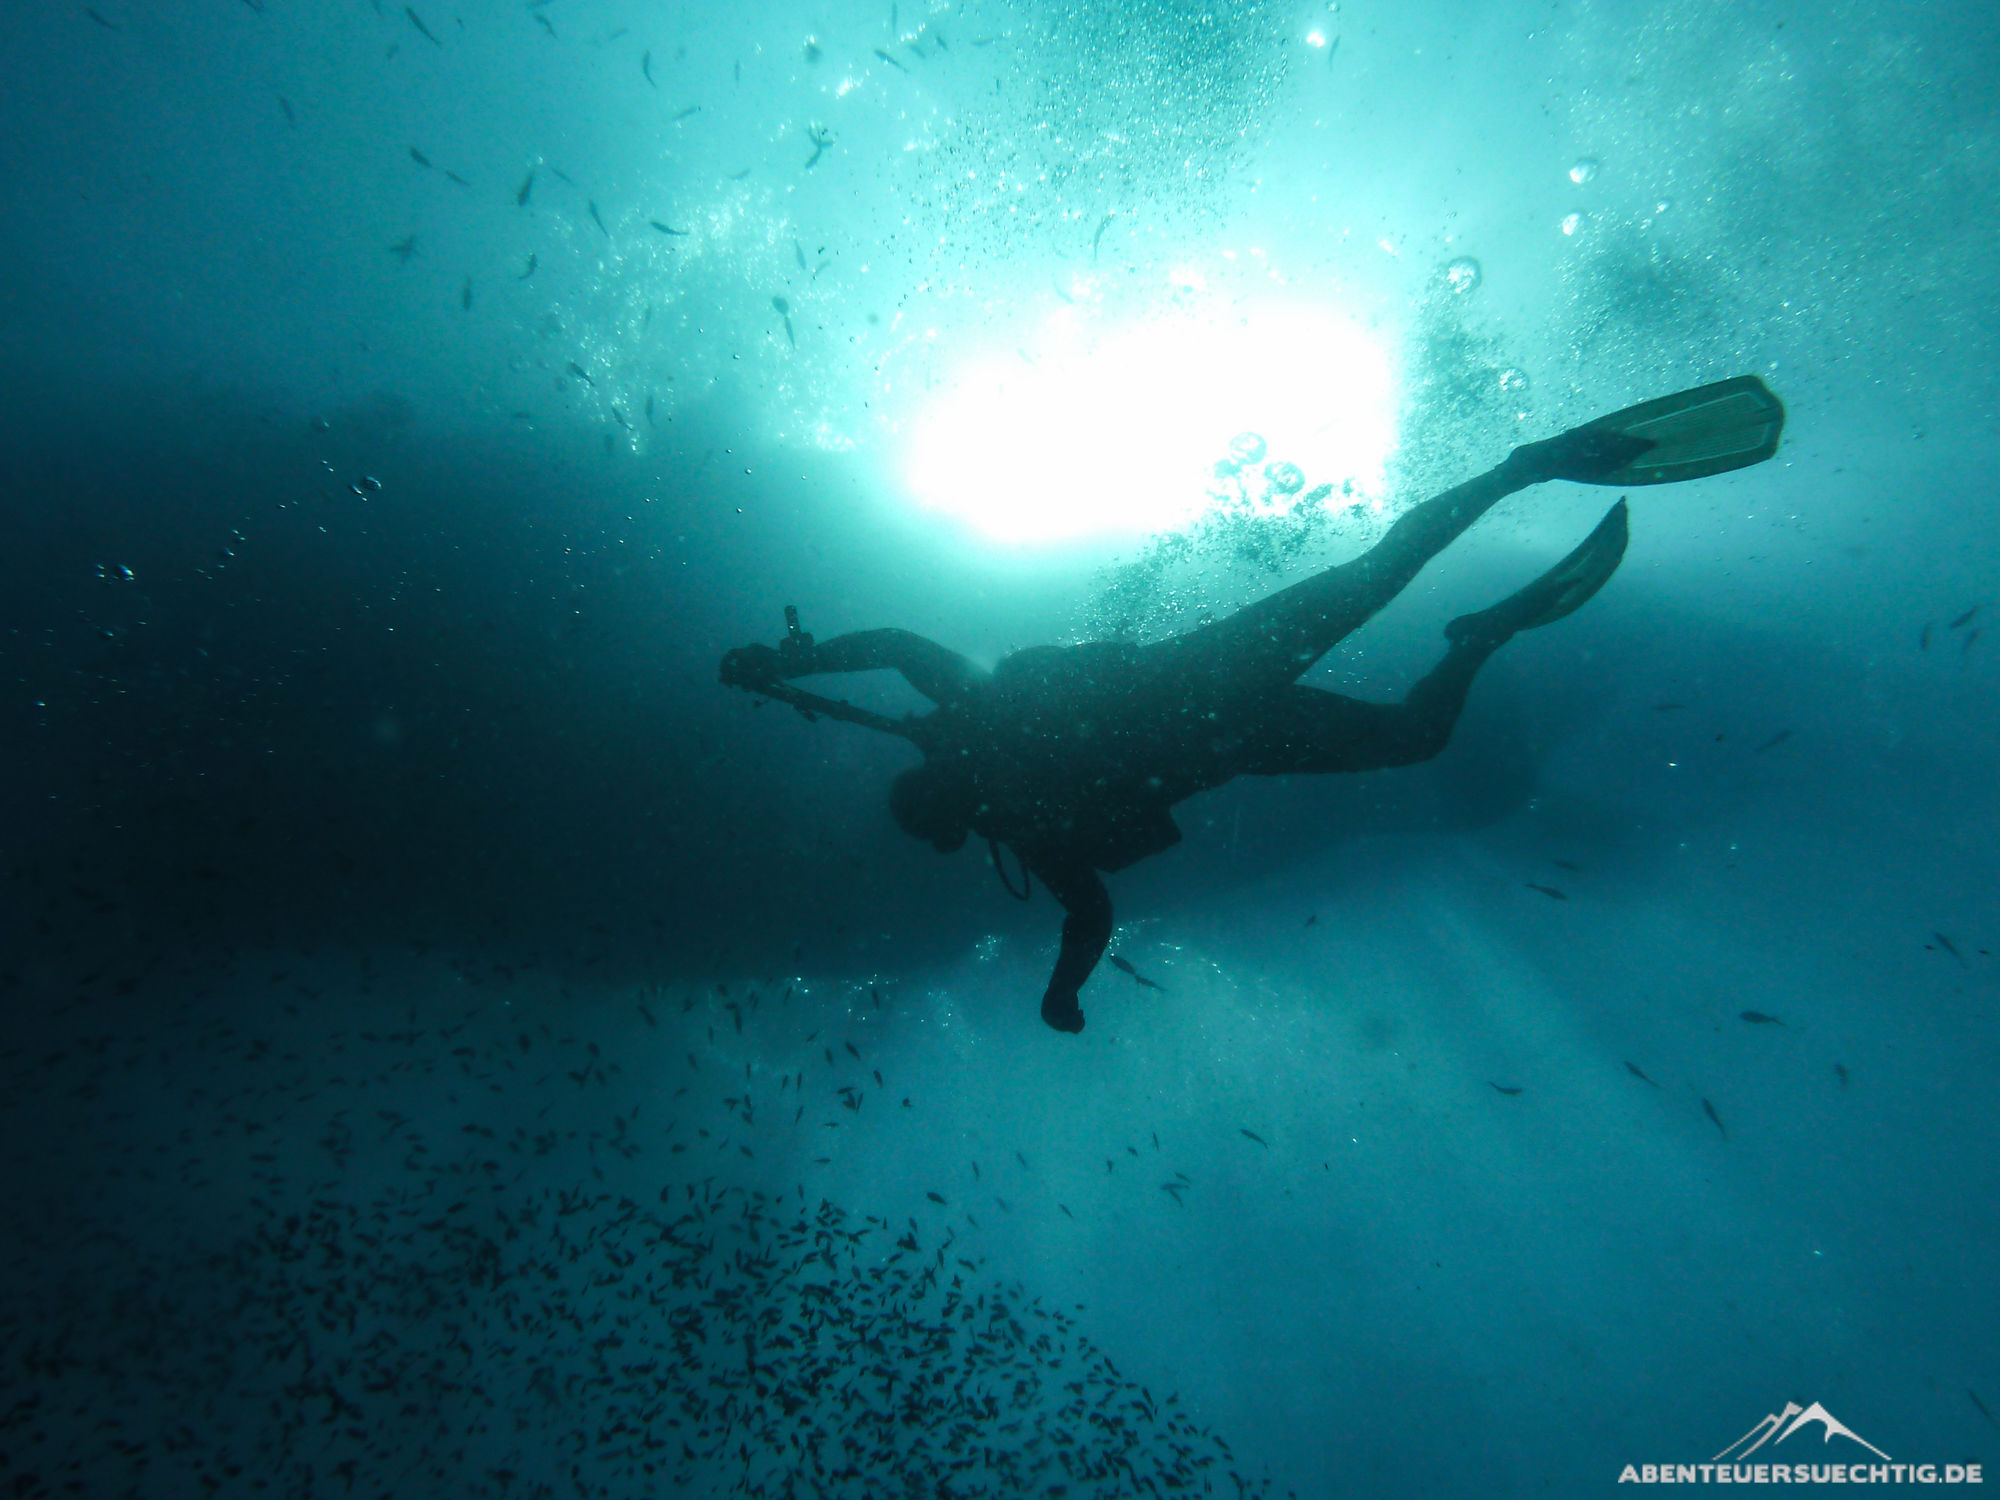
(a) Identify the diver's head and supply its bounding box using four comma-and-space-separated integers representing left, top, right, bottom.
889, 763, 974, 853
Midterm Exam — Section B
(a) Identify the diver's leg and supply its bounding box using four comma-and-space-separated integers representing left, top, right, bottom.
1232, 641, 1500, 775
1233, 500, 1630, 775
1152, 450, 1542, 695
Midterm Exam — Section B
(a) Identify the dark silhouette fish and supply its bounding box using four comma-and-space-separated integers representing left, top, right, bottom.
641, 50, 655, 87
874, 46, 910, 72
1739, 1010, 1784, 1026
588, 200, 608, 236
1931, 932, 1965, 964
409, 145, 432, 168
1303, 912, 1317, 926
1553, 859, 1581, 872
1625, 1061, 1661, 1088
672, 105, 702, 122
1653, 701, 1684, 711
1834, 1062, 1849, 1087
1965, 627, 1982, 655
1106, 955, 1163, 990
1920, 622, 1933, 651
85, 6, 120, 28
1489, 1082, 1523, 1096
1753, 730, 1792, 753
517, 171, 534, 207
518, 252, 537, 278
1969, 1388, 1999, 1432
1702, 1098, 1727, 1139
277, 95, 296, 126
405, 5, 440, 45
1525, 883, 1567, 900
388, 233, 419, 262
650, 220, 689, 235
1950, 605, 1979, 630
1238, 1128, 1268, 1148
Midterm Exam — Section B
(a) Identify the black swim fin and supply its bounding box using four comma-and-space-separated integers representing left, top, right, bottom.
1447, 500, 1629, 644
1557, 374, 1786, 486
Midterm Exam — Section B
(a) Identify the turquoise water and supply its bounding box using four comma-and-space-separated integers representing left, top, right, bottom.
1, 1, 1996, 1494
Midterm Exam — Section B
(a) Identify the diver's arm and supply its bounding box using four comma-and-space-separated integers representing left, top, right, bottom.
791, 629, 989, 706
1029, 854, 1112, 1034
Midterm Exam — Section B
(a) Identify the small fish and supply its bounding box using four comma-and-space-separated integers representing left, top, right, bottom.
1303, 912, 1317, 927
925, 1191, 945, 1205
518, 252, 537, 279
1702, 1098, 1727, 1139
1654, 702, 1684, 712
773, 296, 795, 346
1833, 1063, 1849, 1088
1525, 883, 1568, 901
1625, 1061, 1661, 1088
672, 105, 702, 122
1949, 605, 1979, 630
803, 125, 833, 170
1106, 955, 1164, 991
1920, 622, 1933, 651
1967, 1388, 1998, 1431
534, 12, 555, 38
1489, 1082, 1523, 1097
1739, 1010, 1784, 1026
277, 95, 296, 127
588, 200, 608, 236
1931, 931, 1965, 964
444, 169, 469, 187
873, 46, 909, 72
641, 50, 655, 87
1553, 860, 1581, 873
793, 239, 808, 270
649, 220, 688, 236
1964, 627, 1982, 654
1238, 1128, 1268, 1148
548, 166, 575, 186
405, 5, 441, 46
728, 167, 752, 180
459, 276, 472, 310
644, 392, 654, 423
516, 172, 535, 208
1091, 211, 1114, 261
388, 233, 419, 262
566, 361, 594, 387
1753, 729, 1793, 753
637, 1005, 655, 1027
85, 6, 120, 28
409, 145, 432, 168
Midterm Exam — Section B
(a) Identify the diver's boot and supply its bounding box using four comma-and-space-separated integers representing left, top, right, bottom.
1041, 989, 1085, 1034
1446, 499, 1629, 648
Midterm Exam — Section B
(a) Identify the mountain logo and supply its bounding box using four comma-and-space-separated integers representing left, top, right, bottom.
1714, 1401, 1892, 1463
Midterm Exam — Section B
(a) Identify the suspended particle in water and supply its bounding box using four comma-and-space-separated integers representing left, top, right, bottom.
1568, 157, 1600, 184
802, 35, 822, 63
1443, 256, 1482, 294
1228, 431, 1267, 465
1263, 461, 1305, 495
1498, 367, 1530, 395
1654, 198, 1674, 215
1560, 212, 1582, 237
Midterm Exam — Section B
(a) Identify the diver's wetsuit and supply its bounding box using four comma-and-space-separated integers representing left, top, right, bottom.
722, 432, 1636, 1032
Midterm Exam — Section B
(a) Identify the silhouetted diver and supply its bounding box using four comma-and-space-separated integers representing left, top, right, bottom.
721, 377, 1785, 1032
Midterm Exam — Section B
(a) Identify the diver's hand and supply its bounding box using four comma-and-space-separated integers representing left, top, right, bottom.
1040, 989, 1085, 1035
1511, 426, 1655, 484
719, 643, 788, 689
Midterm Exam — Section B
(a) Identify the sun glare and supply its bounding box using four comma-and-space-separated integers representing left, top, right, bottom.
902, 300, 1396, 544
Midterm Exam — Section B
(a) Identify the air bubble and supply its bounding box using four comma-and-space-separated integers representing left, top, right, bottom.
1568, 157, 1599, 185
1264, 461, 1305, 495
1228, 431, 1267, 465
1443, 256, 1482, 294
